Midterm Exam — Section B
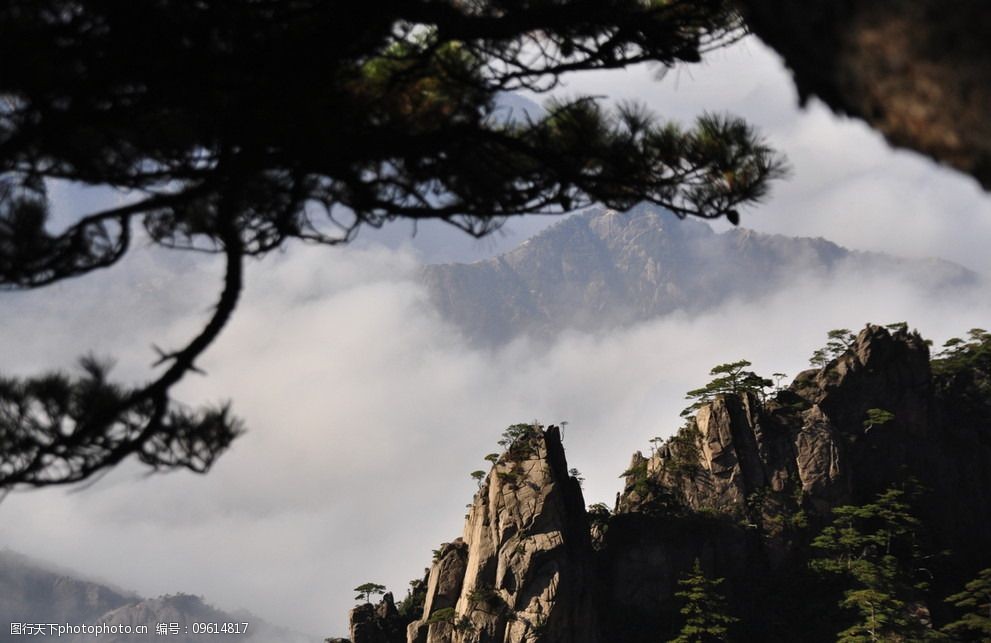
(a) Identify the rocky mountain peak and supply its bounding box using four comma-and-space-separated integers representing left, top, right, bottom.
402, 424, 596, 643
421, 205, 978, 345
618, 324, 939, 525
338, 323, 991, 642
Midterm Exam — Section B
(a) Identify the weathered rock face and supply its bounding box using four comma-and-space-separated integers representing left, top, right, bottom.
623, 325, 941, 524
406, 541, 468, 643
737, 0, 991, 190
607, 324, 991, 640
405, 425, 597, 643
348, 593, 407, 643
353, 325, 991, 642
611, 324, 991, 634
423, 541, 469, 617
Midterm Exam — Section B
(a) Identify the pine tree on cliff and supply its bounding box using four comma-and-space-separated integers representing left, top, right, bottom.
682, 360, 772, 416
0, 1, 785, 491
942, 568, 991, 640
809, 329, 856, 368
353, 582, 386, 604
669, 559, 738, 643
811, 487, 937, 642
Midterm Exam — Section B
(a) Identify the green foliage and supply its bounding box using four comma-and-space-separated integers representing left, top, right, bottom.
467, 585, 507, 615
490, 422, 548, 492
397, 576, 428, 619
425, 607, 456, 625
498, 422, 543, 458
587, 502, 612, 530
942, 568, 991, 640
932, 329, 991, 410
453, 615, 476, 633
470, 470, 486, 487
936, 329, 991, 363
787, 486, 810, 530
620, 423, 703, 514
811, 488, 934, 642
682, 360, 772, 417
669, 559, 738, 642
743, 487, 767, 531
757, 485, 811, 535
863, 408, 896, 431
424, 607, 473, 632
810, 329, 857, 368
620, 456, 681, 514
354, 582, 386, 604
649, 436, 666, 454
496, 469, 524, 485
621, 458, 650, 492
663, 422, 704, 480
484, 453, 501, 464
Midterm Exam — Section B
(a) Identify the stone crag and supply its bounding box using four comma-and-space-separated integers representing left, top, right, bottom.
337, 325, 991, 642
737, 0, 991, 190
404, 424, 597, 643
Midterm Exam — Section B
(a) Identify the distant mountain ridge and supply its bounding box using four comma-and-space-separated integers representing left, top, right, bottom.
420, 204, 980, 345
0, 550, 315, 643
0, 550, 136, 634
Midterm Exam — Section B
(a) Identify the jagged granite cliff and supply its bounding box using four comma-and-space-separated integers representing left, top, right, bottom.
406, 423, 596, 643
421, 205, 978, 345
334, 325, 991, 642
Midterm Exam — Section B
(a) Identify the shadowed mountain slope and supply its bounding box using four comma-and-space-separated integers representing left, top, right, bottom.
421, 204, 979, 345
0, 550, 315, 643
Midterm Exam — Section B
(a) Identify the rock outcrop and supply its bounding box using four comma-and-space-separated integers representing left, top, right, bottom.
406, 425, 596, 643
344, 593, 408, 643
349, 324, 991, 642
737, 0, 991, 190
626, 325, 935, 518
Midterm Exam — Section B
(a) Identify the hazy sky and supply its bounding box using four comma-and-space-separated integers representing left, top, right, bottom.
2, 36, 991, 639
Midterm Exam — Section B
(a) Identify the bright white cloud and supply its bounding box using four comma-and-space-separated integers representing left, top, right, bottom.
550, 39, 991, 273
3, 237, 989, 637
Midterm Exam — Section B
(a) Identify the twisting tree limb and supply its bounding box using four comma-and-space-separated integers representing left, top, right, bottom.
0, 202, 245, 488
0, 0, 787, 490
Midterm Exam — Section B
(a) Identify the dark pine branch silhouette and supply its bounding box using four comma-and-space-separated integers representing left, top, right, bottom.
0, 0, 785, 489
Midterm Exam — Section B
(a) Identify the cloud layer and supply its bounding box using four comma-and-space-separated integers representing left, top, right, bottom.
3, 236, 990, 637
543, 37, 991, 274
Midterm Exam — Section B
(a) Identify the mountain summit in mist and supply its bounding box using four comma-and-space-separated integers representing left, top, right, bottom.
0, 550, 315, 643
421, 204, 979, 345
